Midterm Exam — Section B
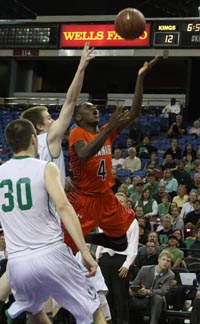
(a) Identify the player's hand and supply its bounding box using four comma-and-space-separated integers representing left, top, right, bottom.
118, 266, 128, 278
138, 55, 160, 78
81, 249, 98, 277
79, 42, 96, 70
108, 105, 130, 130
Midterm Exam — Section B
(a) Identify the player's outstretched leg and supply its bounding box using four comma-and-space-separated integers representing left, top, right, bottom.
85, 232, 128, 251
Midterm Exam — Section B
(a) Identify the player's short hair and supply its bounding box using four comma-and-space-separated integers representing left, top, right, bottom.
5, 119, 36, 154
21, 106, 48, 134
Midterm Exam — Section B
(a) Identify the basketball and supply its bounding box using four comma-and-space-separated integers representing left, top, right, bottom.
114, 8, 146, 40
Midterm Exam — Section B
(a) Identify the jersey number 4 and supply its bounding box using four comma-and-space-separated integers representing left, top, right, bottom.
97, 159, 107, 180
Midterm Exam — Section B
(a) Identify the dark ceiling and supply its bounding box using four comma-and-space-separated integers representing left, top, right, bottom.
0, 0, 200, 20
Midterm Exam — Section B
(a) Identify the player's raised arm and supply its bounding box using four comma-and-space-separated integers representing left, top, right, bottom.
116, 56, 160, 131
48, 42, 95, 143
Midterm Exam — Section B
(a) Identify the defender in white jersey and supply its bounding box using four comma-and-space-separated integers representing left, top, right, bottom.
0, 42, 96, 319
0, 119, 107, 324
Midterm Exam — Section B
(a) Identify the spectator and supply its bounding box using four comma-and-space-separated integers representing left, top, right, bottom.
173, 229, 187, 253
0, 232, 6, 262
187, 226, 200, 258
188, 120, 200, 137
136, 136, 158, 159
153, 182, 167, 204
167, 114, 187, 138
182, 142, 197, 161
157, 215, 173, 248
135, 188, 158, 220
112, 148, 124, 170
173, 159, 193, 193
180, 190, 198, 219
121, 138, 136, 158
172, 184, 189, 210
129, 181, 144, 206
129, 250, 174, 324
131, 241, 160, 280
163, 234, 184, 269
158, 193, 171, 218
127, 176, 142, 197
184, 199, 200, 230
135, 206, 151, 232
171, 206, 184, 238
190, 172, 200, 197
122, 147, 141, 173
144, 173, 159, 197
144, 152, 163, 174
97, 194, 139, 324
111, 168, 122, 194
184, 152, 195, 175
163, 137, 182, 160
160, 168, 178, 199
162, 97, 181, 118
162, 153, 177, 171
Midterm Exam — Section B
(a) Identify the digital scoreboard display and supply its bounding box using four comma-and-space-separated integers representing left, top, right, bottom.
0, 24, 59, 48
152, 20, 200, 48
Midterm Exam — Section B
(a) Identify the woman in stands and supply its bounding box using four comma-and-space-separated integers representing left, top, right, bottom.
180, 190, 198, 219
160, 168, 178, 199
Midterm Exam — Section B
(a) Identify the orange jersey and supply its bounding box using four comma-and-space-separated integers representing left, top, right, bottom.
68, 125, 119, 193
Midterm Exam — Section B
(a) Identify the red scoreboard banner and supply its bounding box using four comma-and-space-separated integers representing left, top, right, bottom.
60, 23, 150, 47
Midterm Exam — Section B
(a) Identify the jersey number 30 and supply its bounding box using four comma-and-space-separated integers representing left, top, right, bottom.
0, 178, 32, 212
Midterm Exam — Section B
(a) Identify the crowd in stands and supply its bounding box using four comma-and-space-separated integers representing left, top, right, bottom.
1, 99, 200, 323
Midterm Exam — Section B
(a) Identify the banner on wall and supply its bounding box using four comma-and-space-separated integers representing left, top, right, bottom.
60, 23, 150, 48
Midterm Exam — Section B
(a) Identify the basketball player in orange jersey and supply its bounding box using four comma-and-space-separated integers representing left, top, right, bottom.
64, 55, 159, 254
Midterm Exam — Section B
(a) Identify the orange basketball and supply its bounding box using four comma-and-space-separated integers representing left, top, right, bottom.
114, 8, 146, 40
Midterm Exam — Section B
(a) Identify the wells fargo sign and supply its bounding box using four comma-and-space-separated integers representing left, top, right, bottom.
60, 23, 150, 47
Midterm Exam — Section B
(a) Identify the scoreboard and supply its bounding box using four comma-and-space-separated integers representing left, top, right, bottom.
0, 19, 199, 50
152, 20, 200, 48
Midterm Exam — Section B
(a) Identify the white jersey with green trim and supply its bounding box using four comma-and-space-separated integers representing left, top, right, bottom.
38, 133, 65, 188
0, 156, 63, 259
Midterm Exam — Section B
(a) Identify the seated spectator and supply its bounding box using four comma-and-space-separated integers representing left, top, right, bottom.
144, 152, 163, 174
129, 251, 174, 324
173, 159, 193, 193
130, 182, 144, 207
135, 188, 158, 220
184, 199, 200, 229
163, 234, 184, 269
172, 184, 189, 210
184, 152, 195, 175
173, 229, 187, 253
190, 172, 200, 197
190, 292, 200, 324
188, 120, 200, 137
162, 153, 177, 171
160, 168, 179, 199
136, 136, 158, 159
112, 148, 125, 170
130, 241, 160, 280
171, 206, 184, 238
158, 193, 171, 218
153, 182, 167, 204
144, 172, 159, 196
138, 224, 149, 248
180, 190, 198, 219
127, 176, 142, 197
122, 147, 141, 173
182, 142, 197, 161
124, 176, 133, 195
167, 114, 187, 138
163, 137, 182, 160
121, 138, 135, 158
157, 214, 173, 247
187, 225, 200, 258
135, 206, 151, 232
